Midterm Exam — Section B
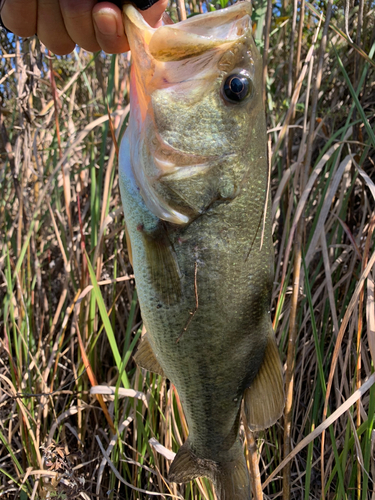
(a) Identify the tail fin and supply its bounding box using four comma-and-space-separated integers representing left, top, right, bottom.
213, 457, 251, 500
169, 440, 250, 500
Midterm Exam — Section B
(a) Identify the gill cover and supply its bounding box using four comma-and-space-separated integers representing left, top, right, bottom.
122, 2, 254, 225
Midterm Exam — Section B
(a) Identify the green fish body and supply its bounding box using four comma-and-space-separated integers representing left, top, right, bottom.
119, 3, 284, 498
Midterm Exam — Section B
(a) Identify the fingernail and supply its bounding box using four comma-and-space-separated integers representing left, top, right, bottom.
93, 11, 119, 36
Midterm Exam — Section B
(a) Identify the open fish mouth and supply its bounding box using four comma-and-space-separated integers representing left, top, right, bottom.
124, 1, 252, 62
122, 1, 254, 224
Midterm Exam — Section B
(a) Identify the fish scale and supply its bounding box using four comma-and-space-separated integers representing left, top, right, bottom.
119, 3, 285, 498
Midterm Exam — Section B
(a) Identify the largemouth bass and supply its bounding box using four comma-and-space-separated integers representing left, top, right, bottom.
119, 2, 284, 498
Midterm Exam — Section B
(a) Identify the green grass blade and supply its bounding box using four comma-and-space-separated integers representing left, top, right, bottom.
85, 251, 130, 389
332, 43, 375, 150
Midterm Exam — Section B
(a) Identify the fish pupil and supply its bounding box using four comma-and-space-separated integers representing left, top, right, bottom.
231, 77, 244, 93
222, 74, 252, 103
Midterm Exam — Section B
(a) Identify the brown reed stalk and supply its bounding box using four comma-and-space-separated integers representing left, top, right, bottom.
282, 175, 303, 500
242, 409, 263, 500
283, 1, 333, 494
176, 0, 187, 21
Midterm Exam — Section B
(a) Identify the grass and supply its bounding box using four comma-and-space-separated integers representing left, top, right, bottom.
0, 0, 374, 498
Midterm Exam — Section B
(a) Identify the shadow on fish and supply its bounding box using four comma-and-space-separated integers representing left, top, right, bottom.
119, 2, 285, 498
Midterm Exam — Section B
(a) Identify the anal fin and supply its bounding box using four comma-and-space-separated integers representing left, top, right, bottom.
244, 331, 285, 431
134, 335, 165, 376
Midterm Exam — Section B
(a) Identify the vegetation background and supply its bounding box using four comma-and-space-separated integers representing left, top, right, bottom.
0, 0, 374, 498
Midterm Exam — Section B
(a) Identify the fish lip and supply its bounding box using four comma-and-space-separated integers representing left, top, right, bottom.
123, 1, 253, 62
123, 1, 252, 30
172, 0, 252, 30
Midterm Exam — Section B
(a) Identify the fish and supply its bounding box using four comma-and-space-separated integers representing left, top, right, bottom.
119, 2, 284, 499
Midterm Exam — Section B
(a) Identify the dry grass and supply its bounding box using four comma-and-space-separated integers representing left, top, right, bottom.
0, 0, 375, 498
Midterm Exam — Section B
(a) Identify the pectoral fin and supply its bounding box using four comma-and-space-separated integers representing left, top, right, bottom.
244, 332, 284, 431
134, 335, 165, 376
124, 223, 133, 267
143, 227, 182, 306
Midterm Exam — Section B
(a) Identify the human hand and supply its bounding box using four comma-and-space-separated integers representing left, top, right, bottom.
0, 0, 168, 55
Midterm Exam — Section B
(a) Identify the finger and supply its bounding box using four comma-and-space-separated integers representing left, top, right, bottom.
92, 2, 129, 54
1, 0, 37, 37
59, 0, 100, 53
92, 0, 168, 54
37, 0, 75, 54
142, 0, 168, 29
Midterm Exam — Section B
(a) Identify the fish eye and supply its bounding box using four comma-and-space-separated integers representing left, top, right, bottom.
222, 73, 253, 103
